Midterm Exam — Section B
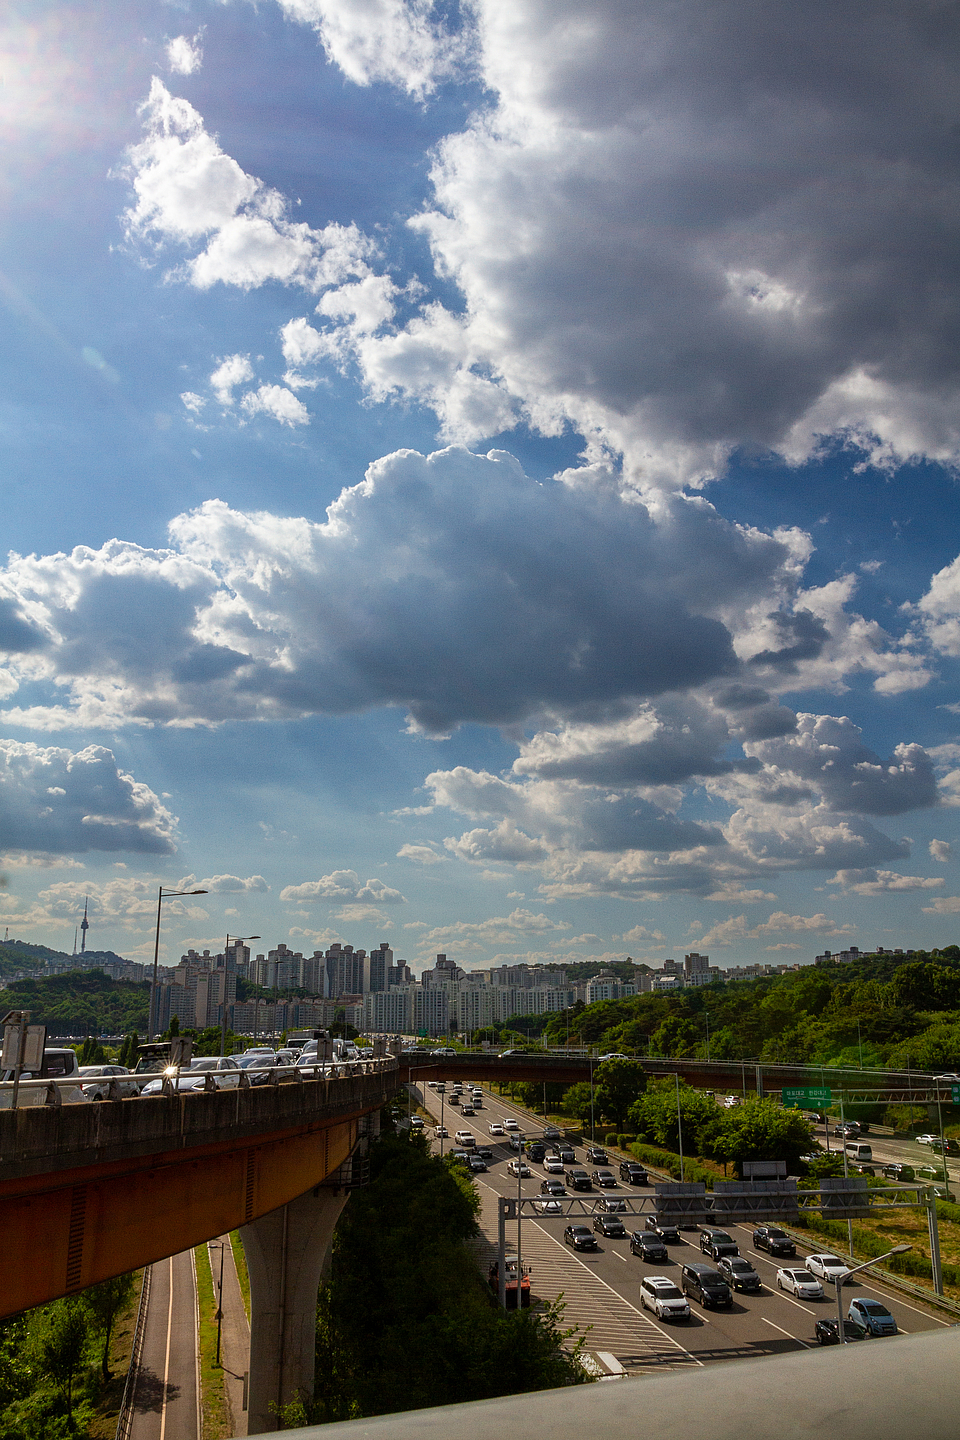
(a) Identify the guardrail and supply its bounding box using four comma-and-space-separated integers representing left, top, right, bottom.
114, 1263, 151, 1440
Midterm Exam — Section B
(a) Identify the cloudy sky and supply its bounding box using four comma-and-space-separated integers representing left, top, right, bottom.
1, 0, 959, 975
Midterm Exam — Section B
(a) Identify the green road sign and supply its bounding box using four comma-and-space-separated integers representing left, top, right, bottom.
953, 1085, 960, 1106
782, 1086, 832, 1108
418, 1029, 427, 1038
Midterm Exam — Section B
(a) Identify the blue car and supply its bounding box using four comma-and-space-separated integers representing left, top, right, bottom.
848, 1297, 897, 1336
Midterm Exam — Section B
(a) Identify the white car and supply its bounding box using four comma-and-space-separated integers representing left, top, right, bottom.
140, 1056, 242, 1094
503, 1117, 520, 1131
454, 1130, 476, 1147
805, 1253, 852, 1287
543, 1155, 565, 1173
915, 1133, 939, 1146
599, 1052, 629, 1062
776, 1267, 823, 1299
640, 1276, 690, 1321
722, 1095, 740, 1108
488, 1122, 505, 1136
79, 1064, 142, 1099
435, 1125, 448, 1138
507, 1159, 531, 1178
535, 1198, 563, 1215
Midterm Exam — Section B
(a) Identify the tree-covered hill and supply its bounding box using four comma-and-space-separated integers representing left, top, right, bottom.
0, 971, 149, 1037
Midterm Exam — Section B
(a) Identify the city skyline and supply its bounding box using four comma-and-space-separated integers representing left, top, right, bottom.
1, 1, 958, 973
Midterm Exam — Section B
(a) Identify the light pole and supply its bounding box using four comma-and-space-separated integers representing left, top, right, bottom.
149, 885, 208, 1040
221, 934, 260, 1056
704, 1011, 711, 1063
589, 1051, 596, 1143
212, 1239, 226, 1365
835, 1245, 911, 1342
675, 1071, 685, 1182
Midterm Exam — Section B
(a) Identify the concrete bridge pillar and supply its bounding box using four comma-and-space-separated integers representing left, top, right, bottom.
241, 1183, 349, 1434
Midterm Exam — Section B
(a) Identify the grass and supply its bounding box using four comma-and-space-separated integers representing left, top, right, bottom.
194, 1243, 231, 1440
230, 1231, 251, 1321
86, 1270, 145, 1440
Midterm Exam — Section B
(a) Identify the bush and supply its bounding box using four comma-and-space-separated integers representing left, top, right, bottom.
793, 1212, 960, 1289
604, 1132, 619, 1147
617, 1134, 636, 1149
628, 1142, 717, 1189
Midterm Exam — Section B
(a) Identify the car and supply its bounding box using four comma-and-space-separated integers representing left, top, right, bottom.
752, 1226, 796, 1258
935, 1072, 960, 1083
454, 1130, 475, 1147
815, 1318, 866, 1345
543, 1155, 565, 1174
488, 1122, 505, 1136
448, 1093, 460, 1106
502, 1117, 520, 1131
471, 1095, 483, 1108
619, 1161, 648, 1185
461, 1104, 475, 1117
930, 1137, 960, 1155
631, 1231, 668, 1262
535, 1198, 563, 1215
541, 1178, 567, 1195
914, 1133, 938, 1146
435, 1082, 446, 1093
409, 1115, 424, 1130
435, 1125, 448, 1137
639, 1276, 690, 1320
585, 1146, 609, 1164
881, 1162, 916, 1182
848, 1296, 897, 1336
834, 1121, 860, 1137
776, 1268, 823, 1299
566, 1168, 592, 1191
476, 1145, 494, 1160
527, 1142, 547, 1163
721, 1095, 740, 1108
681, 1263, 732, 1309
509, 1133, 526, 1151
140, 1056, 242, 1094
599, 1052, 629, 1062
805, 1254, 852, 1287
717, 1256, 761, 1292
542, 1126, 563, 1142
592, 1168, 617, 1188
645, 1214, 681, 1242
507, 1159, 532, 1178
563, 1225, 598, 1251
593, 1197, 627, 1213
699, 1228, 739, 1260
593, 1213, 627, 1238
78, 1064, 142, 1099
558, 1147, 577, 1164
467, 1155, 488, 1172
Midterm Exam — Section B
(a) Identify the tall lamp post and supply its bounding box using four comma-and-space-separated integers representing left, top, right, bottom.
149, 885, 208, 1040
220, 934, 260, 1056
835, 1245, 911, 1342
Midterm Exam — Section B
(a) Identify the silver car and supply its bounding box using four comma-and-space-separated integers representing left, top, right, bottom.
141, 1056, 242, 1094
79, 1064, 142, 1099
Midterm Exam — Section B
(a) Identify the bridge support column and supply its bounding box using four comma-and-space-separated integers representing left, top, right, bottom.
241, 1183, 349, 1435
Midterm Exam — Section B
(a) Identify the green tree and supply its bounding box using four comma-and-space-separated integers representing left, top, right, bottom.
81, 1272, 135, 1381
561, 1082, 595, 1126
35, 1299, 87, 1421
716, 1098, 814, 1176
594, 1059, 646, 1130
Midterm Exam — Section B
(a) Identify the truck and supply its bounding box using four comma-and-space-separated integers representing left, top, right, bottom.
0, 1047, 87, 1106
488, 1254, 531, 1308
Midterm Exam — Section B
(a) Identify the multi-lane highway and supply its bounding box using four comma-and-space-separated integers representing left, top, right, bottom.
410, 1081, 951, 1374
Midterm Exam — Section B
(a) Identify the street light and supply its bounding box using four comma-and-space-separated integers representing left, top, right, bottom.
835, 1245, 911, 1342
704, 1011, 711, 1063
149, 885, 208, 1040
211, 1239, 227, 1366
221, 934, 260, 1056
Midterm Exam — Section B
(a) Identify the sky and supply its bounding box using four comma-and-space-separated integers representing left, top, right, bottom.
1, 0, 959, 976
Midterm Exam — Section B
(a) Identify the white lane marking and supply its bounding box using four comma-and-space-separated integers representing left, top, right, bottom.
610, 1249, 629, 1262
763, 1316, 809, 1348
159, 1254, 175, 1440
772, 1285, 821, 1317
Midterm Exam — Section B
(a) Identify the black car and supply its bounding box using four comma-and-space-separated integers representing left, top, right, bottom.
476, 1146, 495, 1161
563, 1225, 598, 1251
645, 1214, 681, 1242
527, 1142, 547, 1163
540, 1178, 567, 1195
630, 1230, 668, 1261
880, 1162, 915, 1182
752, 1225, 796, 1258
717, 1256, 762, 1292
593, 1214, 627, 1238
567, 1168, 592, 1191
699, 1228, 739, 1260
467, 1155, 488, 1172
930, 1138, 960, 1156
833, 1122, 860, 1137
585, 1146, 609, 1164
619, 1160, 648, 1185
592, 1169, 617, 1188
815, 1318, 866, 1345
681, 1262, 733, 1309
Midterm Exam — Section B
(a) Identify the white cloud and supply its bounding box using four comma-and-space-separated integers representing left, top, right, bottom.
273, 0, 466, 98
210, 354, 254, 405
186, 873, 270, 894
699, 910, 855, 948
412, 907, 571, 957
180, 391, 206, 413
280, 870, 406, 904
396, 843, 443, 865
829, 869, 944, 897
930, 840, 953, 862
331, 903, 392, 925
166, 32, 203, 76
922, 897, 960, 915
0, 740, 177, 856
240, 384, 309, 427
620, 924, 666, 945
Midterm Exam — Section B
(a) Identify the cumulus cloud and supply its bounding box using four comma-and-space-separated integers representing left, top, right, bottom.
412, 907, 570, 958
183, 873, 270, 894
396, 843, 444, 865
166, 32, 203, 76
700, 910, 855, 947
829, 868, 944, 896
0, 740, 177, 855
274, 0, 465, 98
240, 384, 309, 427
280, 870, 406, 904
922, 897, 960, 915
930, 840, 953, 862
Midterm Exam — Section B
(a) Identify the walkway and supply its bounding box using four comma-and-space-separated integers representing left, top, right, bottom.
128, 1249, 200, 1440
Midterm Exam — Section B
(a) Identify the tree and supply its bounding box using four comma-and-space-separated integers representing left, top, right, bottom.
594, 1059, 646, 1130
561, 1082, 595, 1127
82, 1272, 135, 1381
717, 1098, 814, 1177
36, 1299, 86, 1420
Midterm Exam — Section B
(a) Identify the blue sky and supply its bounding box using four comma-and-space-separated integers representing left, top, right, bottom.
1, 0, 959, 974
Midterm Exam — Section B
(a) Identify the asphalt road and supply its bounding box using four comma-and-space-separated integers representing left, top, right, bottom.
128, 1250, 200, 1440
412, 1082, 951, 1373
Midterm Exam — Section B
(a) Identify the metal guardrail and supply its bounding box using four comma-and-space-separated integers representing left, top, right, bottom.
114, 1263, 151, 1440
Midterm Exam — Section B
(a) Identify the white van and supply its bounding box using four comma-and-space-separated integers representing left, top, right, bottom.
845, 1141, 873, 1163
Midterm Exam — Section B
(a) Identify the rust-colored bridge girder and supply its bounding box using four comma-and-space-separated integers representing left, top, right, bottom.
0, 1065, 397, 1319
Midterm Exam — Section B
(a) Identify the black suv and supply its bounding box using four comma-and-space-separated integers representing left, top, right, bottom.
752, 1225, 796, 1258
566, 1168, 592, 1191
717, 1255, 761, 1292
527, 1142, 547, 1163
699, 1228, 739, 1260
631, 1230, 668, 1261
880, 1163, 915, 1182
593, 1214, 627, 1239
645, 1214, 681, 1242
681, 1262, 733, 1309
540, 1178, 566, 1196
585, 1146, 609, 1164
619, 1160, 648, 1185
